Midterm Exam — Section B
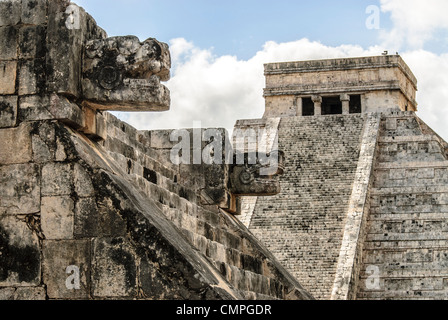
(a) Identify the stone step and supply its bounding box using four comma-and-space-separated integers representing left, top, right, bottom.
365, 232, 448, 242
368, 212, 448, 221
363, 240, 448, 250
369, 204, 448, 214
375, 161, 448, 169
366, 219, 448, 235
357, 291, 448, 300
359, 261, 448, 275
371, 185, 448, 195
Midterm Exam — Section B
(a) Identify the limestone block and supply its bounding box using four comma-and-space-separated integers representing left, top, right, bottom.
92, 238, 137, 298
0, 95, 17, 128
0, 26, 18, 59
46, 2, 106, 97
0, 163, 40, 214
0, 0, 21, 26
46, 1, 83, 96
139, 256, 173, 299
73, 163, 94, 197
95, 111, 107, 141
18, 95, 51, 121
48, 94, 85, 128
75, 196, 126, 239
150, 130, 176, 149
412, 278, 444, 291
74, 197, 99, 238
18, 60, 39, 95
0, 123, 32, 164
80, 105, 96, 136
41, 196, 74, 240
55, 136, 67, 161
0, 60, 17, 94
0, 287, 15, 299
32, 135, 52, 163
21, 0, 48, 25
19, 94, 84, 126
41, 162, 72, 196
42, 240, 91, 299
385, 118, 397, 130
0, 215, 41, 286
18, 25, 46, 59
12, 286, 46, 300
31, 120, 56, 163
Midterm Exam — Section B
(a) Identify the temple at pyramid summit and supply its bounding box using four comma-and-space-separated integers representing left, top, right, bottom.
1, 0, 448, 300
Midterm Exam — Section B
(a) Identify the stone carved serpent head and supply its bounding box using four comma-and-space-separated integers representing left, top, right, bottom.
44, 0, 171, 112
82, 36, 171, 111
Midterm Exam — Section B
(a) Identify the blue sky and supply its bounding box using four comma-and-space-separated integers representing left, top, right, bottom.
77, 0, 390, 59
75, 0, 448, 141
77, 0, 392, 59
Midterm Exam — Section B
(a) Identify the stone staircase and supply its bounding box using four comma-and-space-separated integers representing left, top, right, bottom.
248, 114, 365, 299
357, 112, 448, 300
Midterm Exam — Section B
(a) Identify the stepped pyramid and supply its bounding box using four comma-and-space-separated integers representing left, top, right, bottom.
236, 55, 448, 300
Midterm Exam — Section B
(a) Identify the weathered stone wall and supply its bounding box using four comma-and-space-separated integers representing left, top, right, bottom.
356, 112, 448, 299
242, 114, 365, 299
1, 120, 239, 300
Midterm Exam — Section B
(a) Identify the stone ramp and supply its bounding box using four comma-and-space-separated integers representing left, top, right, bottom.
0, 116, 313, 300
357, 112, 448, 300
95, 113, 313, 300
245, 114, 365, 299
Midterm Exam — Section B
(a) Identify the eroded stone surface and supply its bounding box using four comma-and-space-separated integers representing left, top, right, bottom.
0, 95, 17, 128
0, 163, 40, 214
0, 215, 41, 286
0, 122, 32, 164
41, 196, 74, 240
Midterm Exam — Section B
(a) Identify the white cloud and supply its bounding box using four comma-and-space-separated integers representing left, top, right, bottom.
122, 0, 448, 142
380, 0, 448, 49
401, 50, 448, 140
126, 39, 383, 134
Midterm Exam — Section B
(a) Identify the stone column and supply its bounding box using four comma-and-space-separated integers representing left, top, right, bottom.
295, 97, 303, 116
312, 95, 322, 116
361, 94, 366, 113
341, 94, 350, 115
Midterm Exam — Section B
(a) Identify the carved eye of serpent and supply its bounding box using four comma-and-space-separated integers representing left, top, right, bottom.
239, 170, 255, 185
98, 66, 121, 90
